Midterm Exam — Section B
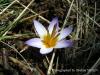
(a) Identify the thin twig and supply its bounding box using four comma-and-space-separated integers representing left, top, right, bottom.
16, 0, 50, 23
0, 41, 33, 71
0, 11, 14, 20
66, 0, 100, 27
47, 52, 55, 75
0, 0, 17, 15
45, 56, 50, 64
62, 0, 74, 30
20, 10, 48, 22
1, 0, 35, 37
93, 2, 97, 27
84, 57, 100, 75
2, 48, 9, 69
55, 57, 59, 74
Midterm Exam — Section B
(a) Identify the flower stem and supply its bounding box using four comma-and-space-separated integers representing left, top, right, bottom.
47, 51, 56, 75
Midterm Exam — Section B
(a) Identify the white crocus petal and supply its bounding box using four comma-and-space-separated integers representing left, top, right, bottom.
25, 38, 43, 48
33, 20, 47, 39
48, 17, 59, 35
40, 47, 53, 54
55, 39, 73, 48
58, 26, 73, 40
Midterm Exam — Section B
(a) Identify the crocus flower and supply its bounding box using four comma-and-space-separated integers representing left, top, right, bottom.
25, 17, 73, 54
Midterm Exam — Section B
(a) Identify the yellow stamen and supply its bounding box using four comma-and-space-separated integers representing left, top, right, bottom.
42, 34, 58, 48
42, 25, 59, 48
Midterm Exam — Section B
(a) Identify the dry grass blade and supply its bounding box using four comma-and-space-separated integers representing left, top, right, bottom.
16, 0, 50, 23
84, 57, 100, 75
47, 52, 55, 75
0, 0, 35, 37
62, 0, 75, 29
0, 0, 17, 15
0, 11, 13, 20
9, 57, 34, 75
9, 57, 31, 71
0, 41, 32, 71
67, 0, 100, 27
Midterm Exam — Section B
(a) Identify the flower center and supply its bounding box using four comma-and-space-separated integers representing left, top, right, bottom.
42, 25, 59, 48
42, 34, 58, 48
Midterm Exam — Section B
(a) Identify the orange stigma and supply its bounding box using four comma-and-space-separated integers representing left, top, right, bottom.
42, 34, 58, 48
42, 26, 58, 48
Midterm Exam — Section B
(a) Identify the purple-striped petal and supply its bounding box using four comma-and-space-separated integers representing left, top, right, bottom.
55, 39, 73, 48
33, 20, 47, 39
25, 38, 42, 48
58, 26, 73, 40
40, 47, 53, 54
48, 17, 59, 35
